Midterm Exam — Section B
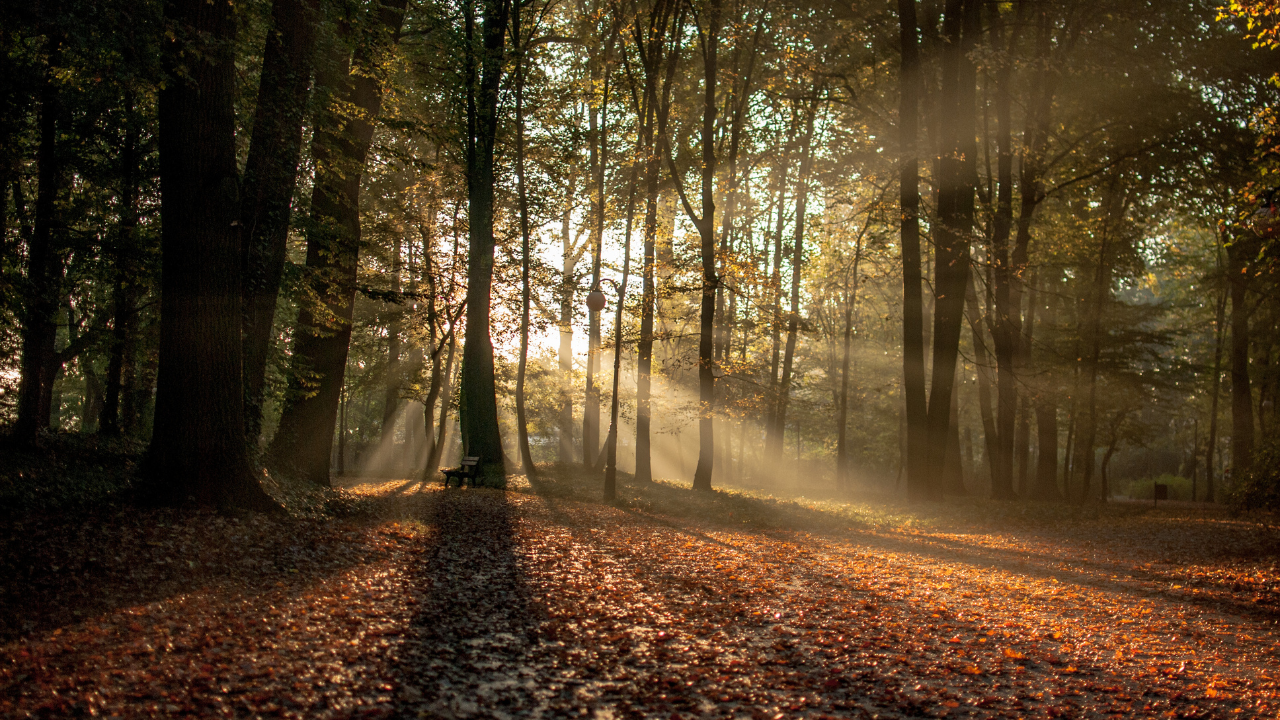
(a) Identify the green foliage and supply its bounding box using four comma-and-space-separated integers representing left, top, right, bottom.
0, 435, 143, 512
1228, 438, 1280, 512
1122, 473, 1197, 502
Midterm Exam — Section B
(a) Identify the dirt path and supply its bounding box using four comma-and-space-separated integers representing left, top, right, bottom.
2, 479, 1277, 718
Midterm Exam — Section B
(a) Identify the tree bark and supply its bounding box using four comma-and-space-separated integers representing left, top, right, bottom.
268, 0, 408, 486
513, 0, 536, 477
966, 276, 998, 484
986, 0, 1019, 499
1205, 270, 1227, 501
687, 0, 722, 492
380, 231, 404, 445
834, 269, 857, 488
898, 0, 929, 499
1014, 274, 1038, 494
764, 145, 792, 457
241, 0, 320, 444
15, 56, 66, 443
1228, 236, 1254, 474
584, 27, 615, 468
425, 335, 458, 479
603, 167, 638, 501
144, 0, 278, 511
632, 0, 679, 484
771, 96, 817, 478
459, 0, 511, 483
923, 0, 979, 496
100, 99, 142, 437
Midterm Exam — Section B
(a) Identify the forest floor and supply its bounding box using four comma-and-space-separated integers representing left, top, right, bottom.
3, 464, 1280, 719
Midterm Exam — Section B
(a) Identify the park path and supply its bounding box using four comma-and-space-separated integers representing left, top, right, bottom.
2, 479, 1278, 718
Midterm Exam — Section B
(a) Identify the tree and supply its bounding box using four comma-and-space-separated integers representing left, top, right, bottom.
459, 0, 511, 484
142, 0, 277, 510
268, 0, 409, 487
240, 0, 320, 444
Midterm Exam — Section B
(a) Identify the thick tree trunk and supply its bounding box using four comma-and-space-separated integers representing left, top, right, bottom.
459, 0, 510, 483
898, 0, 929, 499
1228, 237, 1254, 474
241, 0, 319, 443
269, 0, 407, 486
15, 62, 65, 443
145, 0, 277, 511
986, 2, 1018, 499
923, 0, 979, 495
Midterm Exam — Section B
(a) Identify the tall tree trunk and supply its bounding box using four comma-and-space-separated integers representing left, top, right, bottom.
268, 0, 408, 486
687, 0, 721, 492
425, 335, 458, 479
558, 189, 577, 465
834, 293, 854, 488
1071, 179, 1123, 503
584, 30, 614, 468
1228, 236, 1254, 474
1014, 274, 1037, 494
1033, 397, 1061, 500
923, 0, 979, 495
898, 0, 929, 499
764, 151, 792, 456
966, 276, 999, 483
459, 0, 510, 483
771, 97, 817, 475
15, 57, 65, 443
986, 1, 1019, 499
100, 100, 142, 436
144, 0, 277, 511
604, 167, 638, 501
513, 0, 536, 477
633, 0, 679, 484
241, 0, 320, 443
381, 231, 404, 444
1206, 271, 1227, 502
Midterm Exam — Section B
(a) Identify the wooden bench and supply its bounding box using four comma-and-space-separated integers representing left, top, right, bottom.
443, 456, 481, 488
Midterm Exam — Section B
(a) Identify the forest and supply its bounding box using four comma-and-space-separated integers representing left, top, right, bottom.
2, 0, 1279, 717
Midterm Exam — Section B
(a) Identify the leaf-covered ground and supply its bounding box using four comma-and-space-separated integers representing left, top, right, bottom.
2, 468, 1278, 718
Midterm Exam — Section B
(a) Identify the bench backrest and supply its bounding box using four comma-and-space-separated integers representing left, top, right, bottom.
460, 456, 480, 467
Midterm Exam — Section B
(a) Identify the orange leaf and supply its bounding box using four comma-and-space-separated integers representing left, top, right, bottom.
1003, 648, 1025, 660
